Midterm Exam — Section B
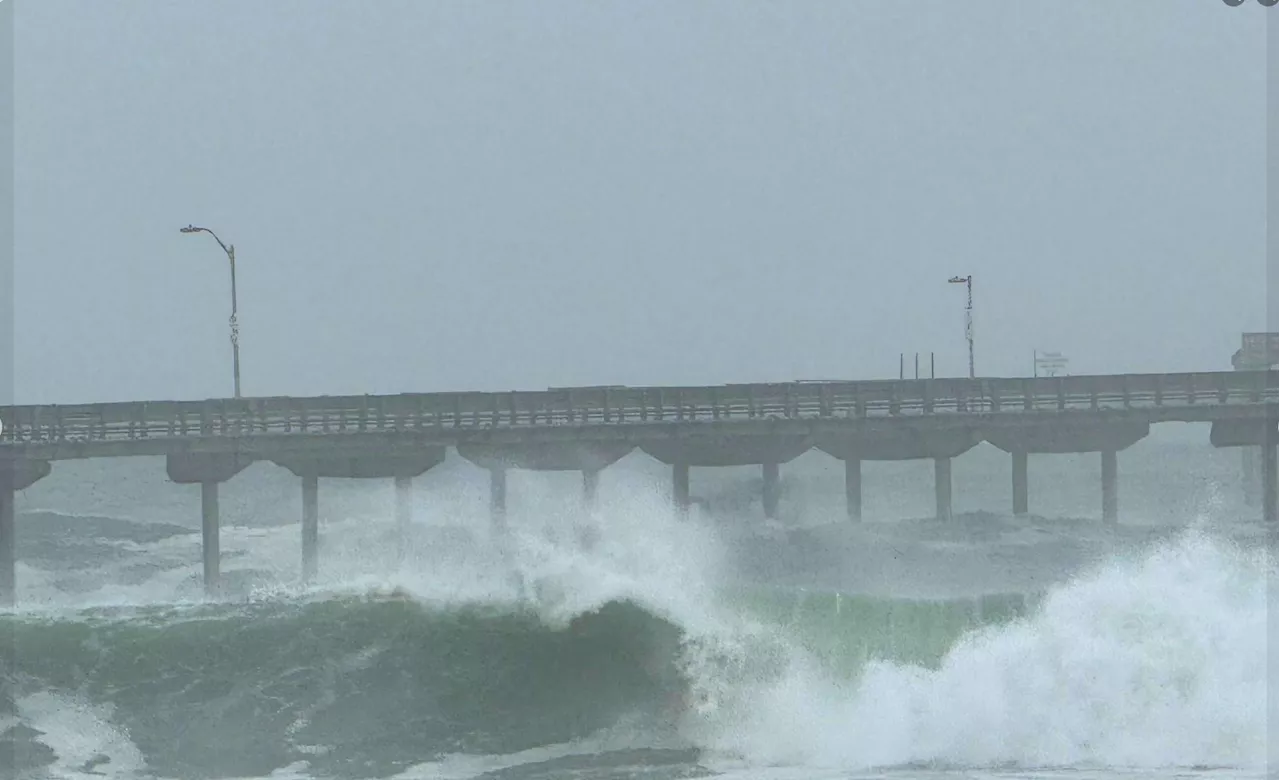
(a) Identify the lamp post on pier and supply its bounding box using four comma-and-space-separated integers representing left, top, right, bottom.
180, 225, 241, 398
948, 274, 974, 379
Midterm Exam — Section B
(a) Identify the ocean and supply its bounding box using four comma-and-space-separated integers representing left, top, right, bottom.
1, 434, 1276, 780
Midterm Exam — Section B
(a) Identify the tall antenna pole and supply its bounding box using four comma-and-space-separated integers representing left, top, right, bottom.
948, 275, 975, 378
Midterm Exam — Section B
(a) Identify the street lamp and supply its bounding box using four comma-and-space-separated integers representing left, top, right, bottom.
180, 225, 241, 398
948, 274, 974, 379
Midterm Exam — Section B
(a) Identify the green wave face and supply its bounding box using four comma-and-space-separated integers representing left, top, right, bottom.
0, 588, 1034, 780
2, 597, 690, 780
725, 587, 1034, 677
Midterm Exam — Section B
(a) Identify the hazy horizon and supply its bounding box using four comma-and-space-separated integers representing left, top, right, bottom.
8, 1, 1279, 404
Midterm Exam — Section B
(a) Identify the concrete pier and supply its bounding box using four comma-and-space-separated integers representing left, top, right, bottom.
1012, 451, 1029, 516
844, 459, 862, 522
301, 474, 319, 582
0, 368, 1273, 605
762, 462, 780, 519
1101, 449, 1118, 524
935, 458, 953, 522
201, 481, 220, 596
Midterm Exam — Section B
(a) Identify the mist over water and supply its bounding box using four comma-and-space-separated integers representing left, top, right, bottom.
1, 445, 1275, 780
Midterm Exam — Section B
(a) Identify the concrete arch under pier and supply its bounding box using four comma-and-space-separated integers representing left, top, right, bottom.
272, 450, 448, 583
815, 427, 983, 522
640, 435, 811, 519
456, 442, 635, 530
1210, 418, 1279, 525
983, 421, 1150, 522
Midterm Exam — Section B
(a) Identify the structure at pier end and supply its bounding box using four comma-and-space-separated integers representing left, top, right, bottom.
1229, 332, 1279, 512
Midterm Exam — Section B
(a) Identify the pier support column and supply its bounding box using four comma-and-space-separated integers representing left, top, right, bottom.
395, 475, 412, 561
1243, 447, 1261, 507
301, 474, 319, 582
762, 462, 780, 520
1262, 442, 1277, 526
1101, 449, 1118, 525
1012, 451, 1029, 516
583, 469, 600, 509
490, 468, 508, 534
0, 471, 13, 608
845, 458, 862, 523
672, 464, 690, 515
934, 457, 953, 522
202, 481, 221, 596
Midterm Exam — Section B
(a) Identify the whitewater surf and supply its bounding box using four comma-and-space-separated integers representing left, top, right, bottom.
0, 465, 1274, 780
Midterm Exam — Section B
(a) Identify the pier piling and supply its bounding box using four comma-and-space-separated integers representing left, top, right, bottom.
201, 481, 220, 596
935, 458, 953, 522
490, 468, 508, 534
673, 463, 690, 515
299, 474, 318, 582
845, 459, 862, 522
1012, 451, 1029, 516
762, 462, 780, 519
1101, 449, 1118, 524
395, 475, 412, 561
0, 471, 14, 607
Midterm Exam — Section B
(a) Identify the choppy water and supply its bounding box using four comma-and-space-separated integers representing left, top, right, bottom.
1, 439, 1276, 779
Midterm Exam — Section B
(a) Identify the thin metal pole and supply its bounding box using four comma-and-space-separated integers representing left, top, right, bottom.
182, 225, 242, 398
948, 274, 974, 379
965, 276, 975, 379
229, 244, 241, 398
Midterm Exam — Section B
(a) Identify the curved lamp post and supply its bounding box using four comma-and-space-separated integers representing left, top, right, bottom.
180, 225, 241, 398
948, 274, 974, 379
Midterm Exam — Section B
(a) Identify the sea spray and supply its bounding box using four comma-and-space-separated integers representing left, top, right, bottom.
682, 530, 1275, 772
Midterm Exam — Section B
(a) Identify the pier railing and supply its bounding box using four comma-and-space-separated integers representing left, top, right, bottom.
1, 371, 1276, 445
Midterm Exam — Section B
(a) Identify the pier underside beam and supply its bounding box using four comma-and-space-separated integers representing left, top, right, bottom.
457, 442, 632, 473
273, 450, 446, 480
985, 422, 1149, 455
640, 435, 810, 468
815, 428, 982, 463
0, 460, 52, 607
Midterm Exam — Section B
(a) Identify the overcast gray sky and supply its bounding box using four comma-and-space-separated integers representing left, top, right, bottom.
9, 0, 1277, 404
